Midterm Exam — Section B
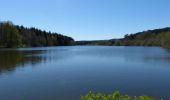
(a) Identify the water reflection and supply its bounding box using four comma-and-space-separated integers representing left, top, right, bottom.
71, 46, 170, 63
0, 46, 170, 100
0, 47, 77, 74
0, 50, 46, 74
0, 46, 170, 74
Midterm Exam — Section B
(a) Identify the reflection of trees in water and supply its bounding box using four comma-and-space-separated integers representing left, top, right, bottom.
0, 50, 46, 74
0, 47, 77, 74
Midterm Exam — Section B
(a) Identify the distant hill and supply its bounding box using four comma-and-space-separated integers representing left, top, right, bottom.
111, 27, 170, 47
76, 27, 170, 49
0, 21, 74, 48
1, 21, 170, 49
76, 40, 110, 45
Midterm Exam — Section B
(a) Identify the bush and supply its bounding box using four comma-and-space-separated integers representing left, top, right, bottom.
81, 91, 156, 100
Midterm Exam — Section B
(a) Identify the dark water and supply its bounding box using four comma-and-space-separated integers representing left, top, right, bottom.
0, 46, 170, 100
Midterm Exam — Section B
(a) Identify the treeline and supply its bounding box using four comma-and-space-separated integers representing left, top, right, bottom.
76, 27, 170, 49
110, 27, 170, 48
76, 40, 111, 45
0, 21, 74, 48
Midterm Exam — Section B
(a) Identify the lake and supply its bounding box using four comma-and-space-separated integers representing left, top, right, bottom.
0, 46, 170, 100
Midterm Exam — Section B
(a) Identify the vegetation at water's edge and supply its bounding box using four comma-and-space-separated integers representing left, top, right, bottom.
76, 27, 170, 49
1, 20, 170, 49
112, 27, 170, 49
0, 21, 74, 48
81, 91, 156, 100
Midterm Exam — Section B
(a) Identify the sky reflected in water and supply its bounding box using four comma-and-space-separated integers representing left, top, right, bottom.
0, 46, 170, 100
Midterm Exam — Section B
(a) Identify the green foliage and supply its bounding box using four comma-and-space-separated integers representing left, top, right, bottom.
111, 27, 170, 49
0, 21, 74, 48
76, 27, 170, 49
81, 91, 156, 100
0, 21, 21, 48
16, 25, 74, 47
160, 31, 170, 48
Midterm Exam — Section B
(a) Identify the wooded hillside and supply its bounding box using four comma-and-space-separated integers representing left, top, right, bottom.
0, 21, 74, 48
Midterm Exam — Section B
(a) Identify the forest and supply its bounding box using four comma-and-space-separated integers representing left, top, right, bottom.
76, 27, 170, 49
0, 21, 74, 48
1, 21, 170, 49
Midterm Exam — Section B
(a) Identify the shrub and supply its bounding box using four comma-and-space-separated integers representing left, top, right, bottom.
81, 91, 156, 100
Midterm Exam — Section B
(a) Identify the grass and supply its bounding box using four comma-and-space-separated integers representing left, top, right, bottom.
81, 91, 156, 100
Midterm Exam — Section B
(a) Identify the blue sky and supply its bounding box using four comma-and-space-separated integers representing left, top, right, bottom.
1, 0, 170, 40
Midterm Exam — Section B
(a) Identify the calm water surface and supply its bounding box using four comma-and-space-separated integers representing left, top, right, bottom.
0, 46, 170, 100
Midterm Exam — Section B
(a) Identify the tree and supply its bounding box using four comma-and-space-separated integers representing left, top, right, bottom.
0, 22, 21, 48
0, 21, 74, 48
160, 31, 170, 48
